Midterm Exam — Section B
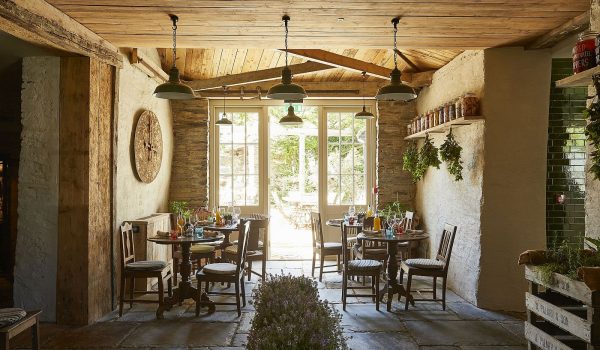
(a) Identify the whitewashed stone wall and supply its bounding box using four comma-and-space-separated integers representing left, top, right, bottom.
14, 57, 60, 321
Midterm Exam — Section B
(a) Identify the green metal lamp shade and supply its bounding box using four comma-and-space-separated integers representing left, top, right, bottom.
154, 66, 195, 100
215, 113, 233, 126
267, 66, 308, 100
279, 105, 303, 126
375, 67, 417, 101
355, 106, 374, 119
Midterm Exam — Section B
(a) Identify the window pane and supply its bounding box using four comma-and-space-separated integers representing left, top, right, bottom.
340, 175, 354, 205
327, 143, 340, 174
219, 144, 232, 174
354, 145, 366, 174
246, 144, 259, 175
219, 175, 232, 206
327, 175, 340, 205
219, 117, 232, 143
246, 175, 259, 205
233, 175, 245, 205
232, 144, 245, 174
354, 174, 366, 205
246, 113, 259, 143
339, 144, 353, 174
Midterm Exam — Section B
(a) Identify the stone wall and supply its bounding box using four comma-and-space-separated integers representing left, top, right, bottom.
14, 57, 60, 321
415, 51, 486, 305
169, 99, 209, 208
376, 100, 416, 208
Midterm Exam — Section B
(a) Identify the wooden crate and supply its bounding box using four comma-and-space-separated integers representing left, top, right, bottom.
525, 264, 600, 350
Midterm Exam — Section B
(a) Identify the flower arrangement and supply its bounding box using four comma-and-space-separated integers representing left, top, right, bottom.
247, 275, 348, 350
439, 129, 463, 181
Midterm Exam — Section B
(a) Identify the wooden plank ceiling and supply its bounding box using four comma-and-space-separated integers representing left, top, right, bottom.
46, 0, 588, 49
156, 48, 461, 82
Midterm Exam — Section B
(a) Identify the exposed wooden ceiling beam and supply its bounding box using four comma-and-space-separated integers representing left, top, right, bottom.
188, 61, 334, 91
0, 0, 122, 67
394, 49, 421, 72
199, 81, 385, 99
131, 48, 168, 83
527, 11, 589, 49
282, 49, 434, 87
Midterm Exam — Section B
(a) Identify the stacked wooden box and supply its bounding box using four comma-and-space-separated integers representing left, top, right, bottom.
524, 265, 600, 350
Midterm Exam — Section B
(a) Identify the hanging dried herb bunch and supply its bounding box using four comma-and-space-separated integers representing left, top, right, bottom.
416, 134, 441, 179
585, 75, 600, 180
402, 142, 420, 181
440, 128, 463, 181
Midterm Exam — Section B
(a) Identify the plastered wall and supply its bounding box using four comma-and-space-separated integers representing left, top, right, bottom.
14, 57, 60, 321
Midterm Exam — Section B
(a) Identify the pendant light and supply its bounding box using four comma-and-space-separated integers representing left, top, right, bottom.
375, 17, 417, 102
153, 14, 195, 100
267, 16, 308, 100
355, 72, 374, 119
279, 104, 303, 126
215, 86, 232, 126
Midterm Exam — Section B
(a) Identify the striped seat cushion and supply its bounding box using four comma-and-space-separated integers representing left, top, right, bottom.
404, 258, 444, 269
126, 260, 167, 271
190, 244, 215, 254
0, 308, 27, 328
347, 259, 382, 272
223, 245, 258, 256
323, 242, 342, 249
202, 263, 237, 275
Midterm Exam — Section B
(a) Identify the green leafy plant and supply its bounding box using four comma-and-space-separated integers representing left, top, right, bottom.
416, 134, 441, 179
380, 201, 410, 220
169, 201, 189, 215
585, 76, 600, 180
248, 275, 348, 350
536, 236, 600, 284
402, 142, 420, 181
439, 129, 463, 181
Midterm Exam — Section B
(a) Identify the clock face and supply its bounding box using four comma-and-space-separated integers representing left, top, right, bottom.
134, 110, 163, 183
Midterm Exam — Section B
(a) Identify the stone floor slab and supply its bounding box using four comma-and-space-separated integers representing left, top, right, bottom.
121, 321, 237, 347
43, 322, 138, 349
405, 320, 525, 346
337, 304, 407, 332
346, 332, 419, 349
447, 302, 515, 321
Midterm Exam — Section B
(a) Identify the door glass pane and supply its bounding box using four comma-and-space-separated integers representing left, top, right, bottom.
326, 110, 368, 205
217, 111, 260, 206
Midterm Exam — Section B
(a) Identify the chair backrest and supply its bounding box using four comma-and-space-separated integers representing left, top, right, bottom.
120, 222, 135, 268
404, 211, 414, 230
436, 223, 457, 271
310, 212, 324, 248
235, 220, 251, 276
247, 217, 269, 251
341, 223, 351, 269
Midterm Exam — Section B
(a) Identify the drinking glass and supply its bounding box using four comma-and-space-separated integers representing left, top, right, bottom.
233, 206, 241, 222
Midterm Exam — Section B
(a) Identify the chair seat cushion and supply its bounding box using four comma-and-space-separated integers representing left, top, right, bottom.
348, 259, 382, 272
223, 245, 258, 256
404, 258, 444, 269
353, 246, 387, 258
0, 308, 27, 328
190, 244, 215, 254
232, 240, 263, 248
322, 242, 342, 249
202, 263, 237, 275
126, 260, 167, 271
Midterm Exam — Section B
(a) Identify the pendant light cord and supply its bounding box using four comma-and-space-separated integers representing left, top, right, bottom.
171, 15, 179, 69
284, 17, 289, 67
393, 18, 398, 68
223, 86, 227, 118
361, 71, 367, 108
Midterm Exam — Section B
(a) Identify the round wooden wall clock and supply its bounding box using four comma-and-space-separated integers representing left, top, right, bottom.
134, 110, 163, 183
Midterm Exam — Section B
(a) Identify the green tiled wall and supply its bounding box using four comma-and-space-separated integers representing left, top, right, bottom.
547, 58, 587, 244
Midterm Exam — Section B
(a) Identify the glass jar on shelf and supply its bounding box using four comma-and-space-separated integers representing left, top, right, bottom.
461, 93, 479, 117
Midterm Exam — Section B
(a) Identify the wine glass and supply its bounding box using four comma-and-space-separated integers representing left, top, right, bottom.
176, 212, 185, 236
233, 206, 241, 222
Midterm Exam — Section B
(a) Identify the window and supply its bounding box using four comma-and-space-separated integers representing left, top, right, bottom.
217, 110, 259, 206
326, 111, 367, 205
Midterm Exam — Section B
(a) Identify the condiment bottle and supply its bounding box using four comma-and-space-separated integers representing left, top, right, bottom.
373, 211, 381, 232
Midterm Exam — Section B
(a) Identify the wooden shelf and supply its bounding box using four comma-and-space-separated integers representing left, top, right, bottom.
555, 65, 600, 88
404, 116, 484, 140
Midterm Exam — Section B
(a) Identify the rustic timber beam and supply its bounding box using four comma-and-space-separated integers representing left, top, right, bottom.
282, 49, 434, 87
527, 11, 589, 49
0, 0, 122, 67
131, 48, 168, 83
188, 61, 334, 91
198, 81, 385, 99
394, 49, 421, 72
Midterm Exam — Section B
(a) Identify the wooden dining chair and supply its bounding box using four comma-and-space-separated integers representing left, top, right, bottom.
310, 212, 343, 282
341, 223, 382, 311
119, 223, 173, 318
400, 223, 457, 310
224, 216, 269, 281
397, 211, 415, 260
196, 220, 251, 316
356, 216, 388, 272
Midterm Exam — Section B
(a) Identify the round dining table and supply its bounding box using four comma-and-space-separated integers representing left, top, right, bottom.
147, 234, 224, 316
358, 232, 429, 311
201, 223, 239, 247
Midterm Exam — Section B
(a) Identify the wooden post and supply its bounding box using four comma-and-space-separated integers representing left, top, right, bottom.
56, 56, 114, 325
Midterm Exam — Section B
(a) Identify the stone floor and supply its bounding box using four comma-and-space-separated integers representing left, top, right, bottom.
9, 261, 526, 349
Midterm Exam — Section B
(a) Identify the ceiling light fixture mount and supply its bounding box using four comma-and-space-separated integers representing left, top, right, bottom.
215, 86, 232, 126
153, 14, 195, 100
376, 17, 417, 102
267, 15, 308, 101
355, 72, 374, 120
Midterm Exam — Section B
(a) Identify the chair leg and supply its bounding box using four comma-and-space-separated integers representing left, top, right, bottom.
261, 257, 267, 280
248, 261, 253, 281
195, 281, 201, 316
118, 275, 125, 316
442, 277, 447, 310
399, 268, 404, 284
32, 316, 40, 350
375, 274, 380, 311
129, 277, 135, 308
319, 253, 324, 282
371, 276, 375, 302
241, 277, 247, 307
311, 251, 316, 278
405, 273, 413, 310
174, 257, 179, 285
342, 272, 347, 311
157, 277, 164, 319
337, 254, 341, 272
167, 276, 173, 297
433, 276, 437, 300
235, 281, 241, 317
2, 334, 9, 350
